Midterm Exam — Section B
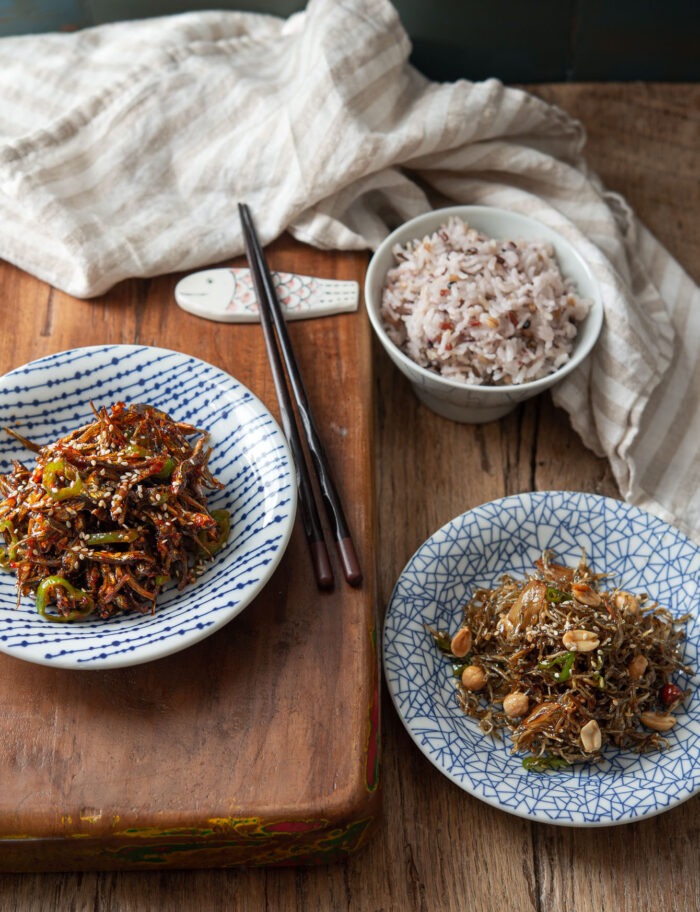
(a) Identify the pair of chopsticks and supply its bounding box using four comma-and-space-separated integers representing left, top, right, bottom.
238, 203, 362, 591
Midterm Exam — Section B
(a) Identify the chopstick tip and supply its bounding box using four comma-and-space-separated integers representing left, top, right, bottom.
337, 537, 362, 587
312, 540, 335, 591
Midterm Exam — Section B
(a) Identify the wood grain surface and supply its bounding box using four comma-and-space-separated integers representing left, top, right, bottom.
1, 82, 699, 910
0, 245, 380, 869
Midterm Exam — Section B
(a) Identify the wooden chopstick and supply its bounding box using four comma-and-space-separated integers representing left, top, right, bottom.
238, 203, 362, 588
238, 207, 334, 591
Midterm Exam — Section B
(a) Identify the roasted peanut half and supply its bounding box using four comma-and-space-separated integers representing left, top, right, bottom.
502, 691, 529, 718
640, 711, 676, 732
461, 665, 487, 691
580, 719, 602, 753
628, 654, 648, 681
562, 629, 600, 652
450, 627, 472, 658
571, 582, 603, 608
613, 590, 641, 614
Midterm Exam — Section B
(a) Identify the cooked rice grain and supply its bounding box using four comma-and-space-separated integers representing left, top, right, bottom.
380, 217, 591, 386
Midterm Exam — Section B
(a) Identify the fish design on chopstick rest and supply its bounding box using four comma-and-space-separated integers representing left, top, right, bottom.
174, 268, 359, 323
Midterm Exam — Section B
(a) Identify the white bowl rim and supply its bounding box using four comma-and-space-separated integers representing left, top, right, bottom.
364, 205, 604, 396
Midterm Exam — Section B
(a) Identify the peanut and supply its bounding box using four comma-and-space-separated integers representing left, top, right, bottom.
614, 590, 641, 615
502, 691, 529, 718
580, 719, 602, 753
461, 665, 487, 691
640, 711, 676, 732
571, 582, 603, 607
562, 629, 600, 652
628, 654, 648, 681
450, 627, 472, 658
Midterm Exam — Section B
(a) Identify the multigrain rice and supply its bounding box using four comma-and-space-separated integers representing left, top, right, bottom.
380, 217, 591, 386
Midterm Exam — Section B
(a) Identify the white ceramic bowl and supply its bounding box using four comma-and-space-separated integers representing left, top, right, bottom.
365, 206, 603, 423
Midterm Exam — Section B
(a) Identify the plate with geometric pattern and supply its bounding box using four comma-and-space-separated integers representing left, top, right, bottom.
383, 491, 700, 826
0, 345, 296, 670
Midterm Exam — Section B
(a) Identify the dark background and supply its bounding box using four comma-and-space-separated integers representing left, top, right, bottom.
0, 0, 698, 82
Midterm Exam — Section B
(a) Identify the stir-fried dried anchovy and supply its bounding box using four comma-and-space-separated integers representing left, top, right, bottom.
430, 551, 691, 769
0, 402, 228, 621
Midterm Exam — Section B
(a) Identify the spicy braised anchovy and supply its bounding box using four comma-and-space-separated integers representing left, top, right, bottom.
430, 550, 691, 768
0, 402, 229, 621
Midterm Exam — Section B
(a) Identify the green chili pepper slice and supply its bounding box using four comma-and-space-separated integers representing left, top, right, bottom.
212, 509, 230, 551
155, 456, 176, 480
42, 460, 84, 501
125, 445, 174, 481
428, 628, 454, 655
198, 509, 230, 554
538, 651, 576, 682
522, 754, 571, 773
554, 651, 576, 682
545, 586, 569, 603
84, 530, 139, 546
0, 519, 18, 570
593, 653, 606, 689
35, 575, 95, 623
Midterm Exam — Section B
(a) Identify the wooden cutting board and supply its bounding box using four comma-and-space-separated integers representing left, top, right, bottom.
0, 238, 380, 871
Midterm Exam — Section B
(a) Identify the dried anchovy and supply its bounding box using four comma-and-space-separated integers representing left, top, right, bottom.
0, 402, 228, 621
430, 551, 691, 769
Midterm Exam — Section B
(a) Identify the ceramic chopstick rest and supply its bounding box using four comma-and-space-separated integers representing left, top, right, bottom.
174, 268, 358, 323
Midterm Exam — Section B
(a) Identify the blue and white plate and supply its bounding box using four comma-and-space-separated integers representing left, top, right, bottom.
0, 345, 296, 670
383, 491, 700, 826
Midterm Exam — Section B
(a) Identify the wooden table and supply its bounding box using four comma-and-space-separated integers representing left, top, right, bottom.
1, 83, 698, 911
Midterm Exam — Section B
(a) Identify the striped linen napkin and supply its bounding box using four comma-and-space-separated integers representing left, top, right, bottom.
0, 0, 697, 544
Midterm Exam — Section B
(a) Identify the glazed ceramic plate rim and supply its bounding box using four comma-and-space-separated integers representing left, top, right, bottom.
383, 491, 700, 826
0, 345, 297, 670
